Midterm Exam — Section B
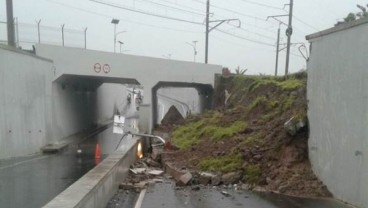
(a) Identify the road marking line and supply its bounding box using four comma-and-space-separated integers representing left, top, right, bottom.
0, 155, 49, 170
134, 189, 147, 208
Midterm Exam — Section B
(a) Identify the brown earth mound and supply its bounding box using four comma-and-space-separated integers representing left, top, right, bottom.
156, 72, 331, 198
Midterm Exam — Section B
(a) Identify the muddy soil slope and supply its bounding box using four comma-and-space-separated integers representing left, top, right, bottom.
159, 72, 331, 198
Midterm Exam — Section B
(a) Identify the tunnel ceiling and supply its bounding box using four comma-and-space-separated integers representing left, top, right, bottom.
55, 74, 140, 88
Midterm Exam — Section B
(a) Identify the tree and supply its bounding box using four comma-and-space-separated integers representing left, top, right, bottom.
336, 4, 368, 26
235, 66, 248, 75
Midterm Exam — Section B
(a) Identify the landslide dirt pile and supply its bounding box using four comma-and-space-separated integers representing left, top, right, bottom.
161, 72, 331, 198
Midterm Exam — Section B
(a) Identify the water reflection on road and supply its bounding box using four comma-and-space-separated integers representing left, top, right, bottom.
0, 118, 137, 208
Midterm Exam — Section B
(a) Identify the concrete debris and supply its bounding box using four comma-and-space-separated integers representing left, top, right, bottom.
148, 170, 164, 176
130, 168, 146, 174
199, 172, 215, 185
146, 158, 161, 168
221, 171, 242, 185
284, 116, 308, 136
177, 172, 193, 186
221, 190, 231, 197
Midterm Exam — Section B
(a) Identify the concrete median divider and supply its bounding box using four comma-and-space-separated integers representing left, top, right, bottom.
43, 138, 139, 208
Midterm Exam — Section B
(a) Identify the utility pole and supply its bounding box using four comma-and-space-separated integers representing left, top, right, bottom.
285, 0, 294, 75
275, 25, 281, 76
205, 0, 210, 64
6, 0, 15, 47
204, 0, 241, 64
84, 27, 87, 49
267, 16, 287, 76
61, 24, 65, 46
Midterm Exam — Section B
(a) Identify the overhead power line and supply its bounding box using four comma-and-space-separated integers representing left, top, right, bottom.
293, 15, 319, 31
45, 0, 203, 34
190, 0, 267, 22
136, 0, 205, 16
157, 0, 206, 14
215, 29, 274, 47
237, 0, 284, 10
89, 0, 204, 25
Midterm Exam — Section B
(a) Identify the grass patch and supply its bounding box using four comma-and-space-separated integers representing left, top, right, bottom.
211, 121, 247, 141
249, 96, 268, 110
197, 153, 243, 173
276, 78, 304, 90
240, 132, 264, 146
244, 164, 261, 184
171, 121, 204, 149
281, 95, 295, 112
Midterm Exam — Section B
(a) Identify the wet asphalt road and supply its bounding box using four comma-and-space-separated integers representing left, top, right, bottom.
0, 125, 121, 208
140, 182, 354, 208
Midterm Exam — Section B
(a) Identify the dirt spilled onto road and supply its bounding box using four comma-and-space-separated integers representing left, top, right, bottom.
156, 72, 331, 198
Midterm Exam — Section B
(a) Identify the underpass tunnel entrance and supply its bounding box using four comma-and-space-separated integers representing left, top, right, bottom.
52, 74, 140, 142
152, 81, 214, 127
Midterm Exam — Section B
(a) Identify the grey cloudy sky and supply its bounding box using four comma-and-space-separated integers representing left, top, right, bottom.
0, 0, 365, 75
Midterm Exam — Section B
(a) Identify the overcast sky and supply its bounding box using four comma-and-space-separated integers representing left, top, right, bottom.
0, 0, 366, 75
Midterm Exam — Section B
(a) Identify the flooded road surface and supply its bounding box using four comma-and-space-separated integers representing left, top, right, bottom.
0, 125, 117, 208
140, 182, 354, 208
0, 115, 138, 208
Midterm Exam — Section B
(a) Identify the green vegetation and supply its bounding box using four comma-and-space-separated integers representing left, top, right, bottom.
171, 121, 204, 149
211, 121, 247, 141
172, 118, 247, 148
249, 96, 268, 110
244, 164, 261, 184
282, 95, 295, 112
240, 132, 264, 146
197, 153, 243, 173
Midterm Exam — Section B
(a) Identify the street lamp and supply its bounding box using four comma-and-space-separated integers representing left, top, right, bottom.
186, 41, 198, 62
111, 18, 119, 53
118, 41, 124, 53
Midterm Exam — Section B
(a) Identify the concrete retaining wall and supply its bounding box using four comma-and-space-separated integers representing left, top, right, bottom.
307, 19, 368, 208
0, 46, 53, 159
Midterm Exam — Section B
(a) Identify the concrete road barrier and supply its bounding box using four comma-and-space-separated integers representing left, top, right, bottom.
43, 138, 139, 208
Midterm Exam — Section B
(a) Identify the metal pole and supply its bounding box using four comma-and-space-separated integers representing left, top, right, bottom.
84, 27, 87, 49
194, 41, 197, 62
61, 24, 65, 46
114, 24, 116, 53
15, 17, 19, 47
36, 20, 41, 43
275, 25, 280, 76
205, 0, 209, 64
6, 0, 15, 47
285, 0, 294, 75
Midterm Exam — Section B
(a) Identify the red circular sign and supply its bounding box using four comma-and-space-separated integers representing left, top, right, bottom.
103, 64, 111, 73
94, 63, 101, 73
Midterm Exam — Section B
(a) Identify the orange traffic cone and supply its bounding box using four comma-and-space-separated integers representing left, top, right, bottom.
95, 144, 101, 159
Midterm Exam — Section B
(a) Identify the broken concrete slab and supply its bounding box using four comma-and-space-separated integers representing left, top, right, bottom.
177, 172, 192, 186
148, 170, 164, 176
130, 168, 146, 174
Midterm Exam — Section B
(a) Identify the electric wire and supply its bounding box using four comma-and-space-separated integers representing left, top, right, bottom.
88, 0, 204, 25
135, 0, 205, 16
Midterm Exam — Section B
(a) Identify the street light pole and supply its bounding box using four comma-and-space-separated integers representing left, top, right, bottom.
118, 41, 124, 53
186, 41, 198, 62
111, 19, 120, 53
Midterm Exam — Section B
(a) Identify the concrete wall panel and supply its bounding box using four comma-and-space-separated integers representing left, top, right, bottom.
0, 47, 53, 159
307, 22, 368, 208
